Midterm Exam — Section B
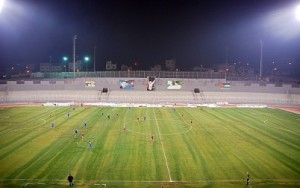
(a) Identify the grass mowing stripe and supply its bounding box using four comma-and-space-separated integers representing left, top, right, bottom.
0, 107, 93, 179
228, 109, 300, 170
221, 109, 300, 149
0, 107, 66, 135
221, 109, 300, 178
152, 108, 172, 182
1, 107, 299, 187
185, 108, 300, 180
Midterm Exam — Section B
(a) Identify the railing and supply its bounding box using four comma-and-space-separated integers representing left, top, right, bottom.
32, 71, 228, 79
10, 71, 300, 84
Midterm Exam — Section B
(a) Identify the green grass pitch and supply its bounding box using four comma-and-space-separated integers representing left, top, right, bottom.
0, 106, 299, 188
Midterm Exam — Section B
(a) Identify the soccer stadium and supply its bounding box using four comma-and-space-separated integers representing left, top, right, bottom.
1, 1, 300, 188
0, 71, 299, 188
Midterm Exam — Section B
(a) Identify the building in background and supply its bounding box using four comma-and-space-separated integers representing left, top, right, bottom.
68, 61, 82, 72
151, 64, 162, 71
106, 61, 117, 70
40, 63, 62, 72
40, 63, 50, 72
165, 59, 176, 71
120, 64, 130, 71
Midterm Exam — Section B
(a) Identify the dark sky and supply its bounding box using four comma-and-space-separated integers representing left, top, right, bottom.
0, 0, 300, 71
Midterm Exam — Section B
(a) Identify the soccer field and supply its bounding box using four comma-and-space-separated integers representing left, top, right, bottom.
0, 106, 299, 188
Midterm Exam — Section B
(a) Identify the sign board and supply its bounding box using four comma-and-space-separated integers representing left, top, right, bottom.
119, 80, 135, 89
85, 81, 95, 87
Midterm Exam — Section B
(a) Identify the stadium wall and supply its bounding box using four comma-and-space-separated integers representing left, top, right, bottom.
0, 78, 299, 105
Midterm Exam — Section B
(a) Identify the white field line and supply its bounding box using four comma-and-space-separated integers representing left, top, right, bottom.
0, 118, 48, 136
1, 178, 299, 183
263, 119, 300, 133
40, 118, 46, 124
0, 179, 242, 183
123, 119, 192, 136
24, 182, 45, 187
152, 108, 172, 182
0, 116, 10, 119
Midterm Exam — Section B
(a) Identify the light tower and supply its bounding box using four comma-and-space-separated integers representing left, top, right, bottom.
0, 0, 5, 14
63, 56, 68, 72
84, 56, 90, 71
259, 40, 263, 80
296, 5, 300, 21
94, 46, 96, 72
73, 35, 77, 79
49, 56, 52, 73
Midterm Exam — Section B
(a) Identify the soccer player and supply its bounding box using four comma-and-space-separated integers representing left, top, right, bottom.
108, 115, 110, 119
88, 140, 93, 149
144, 116, 146, 121
150, 133, 154, 142
67, 112, 70, 118
81, 133, 85, 140
190, 119, 193, 124
67, 173, 74, 187
246, 173, 250, 186
137, 117, 140, 122
74, 129, 78, 136
83, 122, 87, 128
51, 122, 55, 128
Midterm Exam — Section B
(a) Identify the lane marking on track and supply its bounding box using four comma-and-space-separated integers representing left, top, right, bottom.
152, 108, 172, 182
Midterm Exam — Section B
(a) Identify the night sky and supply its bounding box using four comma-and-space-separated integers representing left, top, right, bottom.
0, 0, 300, 72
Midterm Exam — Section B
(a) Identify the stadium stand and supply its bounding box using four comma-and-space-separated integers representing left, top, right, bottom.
0, 77, 299, 105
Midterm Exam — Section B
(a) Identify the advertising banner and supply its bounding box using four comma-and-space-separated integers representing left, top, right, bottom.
85, 81, 95, 87
167, 80, 182, 89
220, 83, 231, 89
147, 76, 156, 91
119, 80, 135, 89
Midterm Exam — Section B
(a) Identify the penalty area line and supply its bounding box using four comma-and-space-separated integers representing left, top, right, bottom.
263, 119, 300, 133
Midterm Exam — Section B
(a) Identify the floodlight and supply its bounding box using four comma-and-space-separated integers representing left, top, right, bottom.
84, 56, 90, 61
296, 5, 300, 21
0, 0, 5, 13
